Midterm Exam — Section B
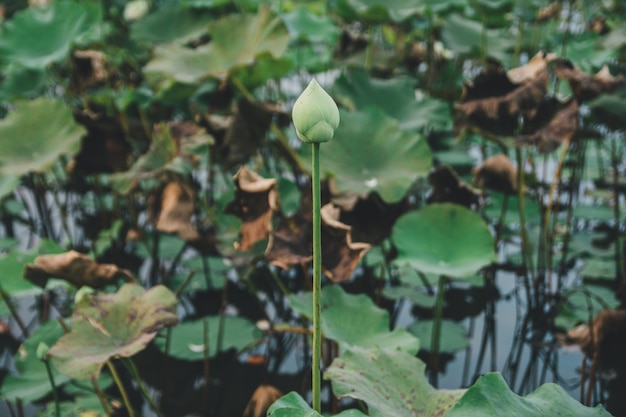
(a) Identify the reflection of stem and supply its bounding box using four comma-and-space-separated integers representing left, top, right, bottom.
312, 142, 322, 412
43, 359, 60, 417
515, 148, 535, 306
123, 358, 166, 417
107, 360, 135, 417
429, 275, 446, 387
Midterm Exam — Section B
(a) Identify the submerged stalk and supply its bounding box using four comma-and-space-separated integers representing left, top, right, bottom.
107, 359, 135, 417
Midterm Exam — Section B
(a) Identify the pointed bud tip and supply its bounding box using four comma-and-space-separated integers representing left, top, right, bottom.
292, 78, 340, 144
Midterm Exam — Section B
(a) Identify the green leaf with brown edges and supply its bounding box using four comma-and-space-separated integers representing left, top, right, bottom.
48, 284, 178, 380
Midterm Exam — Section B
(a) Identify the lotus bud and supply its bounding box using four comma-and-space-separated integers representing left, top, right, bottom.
36, 342, 50, 360
292, 79, 340, 144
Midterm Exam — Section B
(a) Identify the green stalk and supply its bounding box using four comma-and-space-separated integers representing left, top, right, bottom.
107, 360, 135, 417
312, 142, 322, 412
43, 360, 60, 417
429, 275, 446, 386
123, 358, 166, 417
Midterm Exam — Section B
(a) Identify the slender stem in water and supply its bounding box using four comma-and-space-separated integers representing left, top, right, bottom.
107, 359, 135, 417
312, 142, 322, 412
43, 360, 60, 417
429, 275, 447, 387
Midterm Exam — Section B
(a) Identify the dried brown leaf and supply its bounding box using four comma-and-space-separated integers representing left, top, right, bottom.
24, 250, 134, 289
518, 99, 579, 152
155, 181, 200, 241
554, 60, 625, 102
567, 309, 626, 365
473, 154, 517, 194
242, 385, 283, 417
226, 167, 278, 252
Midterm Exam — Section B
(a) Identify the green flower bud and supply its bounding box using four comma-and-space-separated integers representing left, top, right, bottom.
36, 342, 50, 361
292, 79, 340, 144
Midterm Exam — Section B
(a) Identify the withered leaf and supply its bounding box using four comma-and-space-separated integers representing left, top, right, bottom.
456, 52, 553, 136
242, 385, 283, 417
428, 165, 483, 208
518, 99, 578, 152
72, 49, 108, 92
266, 204, 370, 283
155, 181, 200, 241
554, 60, 625, 102
205, 98, 290, 168
567, 309, 626, 363
24, 250, 134, 289
473, 154, 517, 195
225, 167, 278, 252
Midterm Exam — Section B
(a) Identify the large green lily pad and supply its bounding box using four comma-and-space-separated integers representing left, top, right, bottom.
130, 6, 212, 44
393, 203, 496, 278
333, 69, 452, 132
301, 107, 432, 203
48, 284, 178, 380
289, 285, 420, 354
0, 320, 70, 402
268, 391, 367, 417
144, 6, 289, 85
326, 347, 466, 417
445, 372, 612, 417
154, 316, 262, 360
0, 1, 104, 68
0, 98, 86, 178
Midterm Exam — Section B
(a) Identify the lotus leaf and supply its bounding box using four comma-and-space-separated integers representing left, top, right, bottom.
0, 98, 86, 178
300, 107, 432, 203
144, 6, 289, 86
281, 7, 340, 44
555, 285, 620, 330
268, 391, 367, 417
445, 372, 612, 417
0, 1, 104, 68
393, 203, 496, 278
0, 320, 70, 402
154, 316, 262, 360
441, 14, 515, 64
48, 284, 178, 380
408, 319, 469, 353
325, 347, 466, 417
0, 65, 46, 101
334, 69, 452, 132
130, 6, 212, 44
335, 0, 424, 22
289, 285, 420, 354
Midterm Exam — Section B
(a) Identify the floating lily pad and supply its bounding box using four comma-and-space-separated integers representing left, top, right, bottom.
155, 316, 261, 360
408, 320, 469, 353
144, 6, 289, 85
48, 284, 178, 380
289, 285, 420, 354
333, 69, 452, 132
268, 391, 367, 417
301, 107, 432, 203
326, 347, 466, 417
393, 203, 496, 278
0, 1, 104, 68
0, 98, 86, 178
445, 372, 612, 417
383, 285, 437, 308
572, 204, 617, 222
0, 320, 70, 402
580, 258, 616, 282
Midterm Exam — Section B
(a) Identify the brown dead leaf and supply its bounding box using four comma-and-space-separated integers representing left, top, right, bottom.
24, 251, 134, 289
518, 99, 579, 152
456, 52, 552, 136
155, 181, 200, 241
473, 154, 517, 194
225, 167, 278, 252
567, 309, 626, 366
553, 60, 625, 102
72, 50, 108, 91
537, 2, 561, 22
428, 165, 483, 208
242, 385, 283, 417
205, 99, 290, 168
266, 204, 371, 282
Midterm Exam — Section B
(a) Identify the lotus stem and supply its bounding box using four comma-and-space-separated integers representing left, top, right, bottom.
123, 358, 166, 417
42, 359, 60, 417
429, 275, 446, 387
107, 359, 135, 417
311, 142, 323, 411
